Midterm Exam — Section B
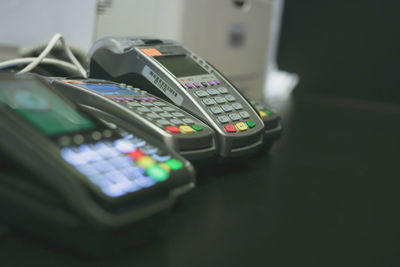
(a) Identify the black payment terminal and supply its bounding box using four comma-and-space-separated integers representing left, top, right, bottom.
248, 99, 282, 145
88, 37, 265, 158
0, 73, 195, 230
50, 78, 217, 162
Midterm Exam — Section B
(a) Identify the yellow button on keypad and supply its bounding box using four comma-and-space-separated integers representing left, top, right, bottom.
236, 122, 248, 131
259, 110, 268, 118
137, 156, 156, 169
160, 162, 171, 172
179, 125, 195, 134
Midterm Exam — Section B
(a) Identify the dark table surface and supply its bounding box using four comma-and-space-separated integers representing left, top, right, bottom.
1, 94, 399, 267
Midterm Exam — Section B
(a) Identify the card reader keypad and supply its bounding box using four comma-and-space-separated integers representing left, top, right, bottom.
61, 133, 183, 198
109, 95, 205, 134
186, 80, 258, 133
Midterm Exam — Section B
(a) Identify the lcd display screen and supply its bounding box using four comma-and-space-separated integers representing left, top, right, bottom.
154, 55, 208, 77
80, 83, 141, 95
0, 80, 97, 135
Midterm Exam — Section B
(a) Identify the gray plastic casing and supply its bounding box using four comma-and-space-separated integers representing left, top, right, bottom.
88, 37, 266, 158
0, 73, 195, 229
50, 78, 217, 162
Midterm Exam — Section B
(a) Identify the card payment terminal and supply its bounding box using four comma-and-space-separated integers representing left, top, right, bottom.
0, 73, 195, 230
88, 37, 265, 158
50, 78, 217, 162
248, 99, 282, 144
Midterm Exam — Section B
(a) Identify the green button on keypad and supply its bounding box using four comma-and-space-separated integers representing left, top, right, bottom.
263, 109, 273, 115
147, 164, 169, 181
165, 159, 183, 170
246, 120, 256, 128
192, 125, 203, 131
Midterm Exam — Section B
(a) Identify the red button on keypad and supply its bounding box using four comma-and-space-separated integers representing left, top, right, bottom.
166, 126, 181, 134
224, 125, 237, 133
127, 148, 145, 160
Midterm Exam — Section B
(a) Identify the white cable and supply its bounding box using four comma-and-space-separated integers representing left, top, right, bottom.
17, 33, 62, 74
17, 33, 88, 78
61, 36, 88, 78
0, 57, 80, 74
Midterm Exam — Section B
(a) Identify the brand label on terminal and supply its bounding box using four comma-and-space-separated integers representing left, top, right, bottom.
142, 65, 184, 105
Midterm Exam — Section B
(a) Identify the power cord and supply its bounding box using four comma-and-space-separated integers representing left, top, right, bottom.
0, 57, 79, 75
0, 33, 88, 78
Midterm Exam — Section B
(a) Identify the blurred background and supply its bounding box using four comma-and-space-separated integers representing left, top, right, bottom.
0, 0, 296, 101
279, 1, 400, 105
1, 0, 399, 104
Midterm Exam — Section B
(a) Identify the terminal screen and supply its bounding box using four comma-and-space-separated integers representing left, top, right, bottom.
80, 83, 141, 95
0, 80, 97, 135
155, 55, 208, 77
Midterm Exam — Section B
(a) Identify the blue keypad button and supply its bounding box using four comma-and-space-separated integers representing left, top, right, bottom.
108, 156, 133, 169
150, 106, 163, 112
141, 102, 153, 106
75, 164, 98, 176
92, 160, 115, 173
170, 118, 183, 125
163, 107, 175, 112
122, 134, 134, 140
217, 87, 229, 94
94, 141, 109, 150
127, 102, 141, 107
61, 148, 87, 166
146, 113, 161, 119
141, 145, 158, 155
156, 119, 170, 126
104, 171, 129, 184
135, 176, 157, 188
221, 104, 233, 112
217, 115, 230, 123
131, 137, 146, 147
195, 90, 208, 97
210, 106, 223, 114
88, 174, 112, 188
78, 146, 103, 163
114, 139, 135, 153
182, 118, 195, 124
172, 112, 185, 117
206, 89, 219, 95
232, 103, 243, 110
137, 107, 151, 112
202, 98, 216, 106
239, 111, 250, 119
77, 144, 92, 152
95, 146, 119, 159
153, 101, 166, 106
229, 113, 240, 121
214, 96, 226, 104
160, 112, 173, 118
225, 95, 236, 102
121, 166, 146, 180
101, 185, 126, 198
152, 153, 171, 162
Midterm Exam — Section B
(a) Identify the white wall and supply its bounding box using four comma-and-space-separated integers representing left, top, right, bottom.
0, 0, 97, 51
